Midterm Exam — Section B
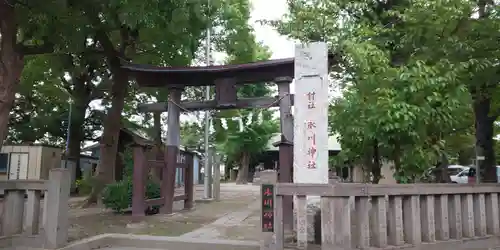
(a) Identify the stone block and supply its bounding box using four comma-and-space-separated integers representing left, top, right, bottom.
259, 170, 277, 184
289, 178, 339, 244
293, 199, 322, 243
252, 176, 261, 185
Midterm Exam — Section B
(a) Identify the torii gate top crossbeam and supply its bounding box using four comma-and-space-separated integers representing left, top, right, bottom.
121, 54, 337, 88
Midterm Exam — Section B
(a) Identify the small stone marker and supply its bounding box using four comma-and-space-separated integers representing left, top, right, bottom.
261, 184, 275, 232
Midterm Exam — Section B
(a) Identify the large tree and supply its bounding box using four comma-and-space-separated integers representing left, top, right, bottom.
73, 0, 280, 203
68, 0, 212, 205
0, 1, 71, 150
271, 0, 499, 182
211, 0, 279, 184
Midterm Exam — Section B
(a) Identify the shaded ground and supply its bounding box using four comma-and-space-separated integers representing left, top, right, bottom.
67, 184, 260, 242
180, 202, 262, 241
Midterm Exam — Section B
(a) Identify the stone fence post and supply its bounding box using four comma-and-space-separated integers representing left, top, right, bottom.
2, 189, 24, 236
44, 168, 71, 249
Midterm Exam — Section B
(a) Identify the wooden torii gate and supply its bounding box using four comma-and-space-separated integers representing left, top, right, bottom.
121, 55, 335, 227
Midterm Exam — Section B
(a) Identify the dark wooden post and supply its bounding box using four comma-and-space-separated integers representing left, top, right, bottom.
161, 87, 183, 214
274, 76, 294, 233
132, 145, 146, 221
184, 153, 194, 209
152, 111, 163, 182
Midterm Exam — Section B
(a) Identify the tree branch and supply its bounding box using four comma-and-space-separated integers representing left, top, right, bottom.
78, 4, 122, 68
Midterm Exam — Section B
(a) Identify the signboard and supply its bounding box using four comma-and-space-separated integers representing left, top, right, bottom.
293, 42, 329, 184
261, 184, 275, 232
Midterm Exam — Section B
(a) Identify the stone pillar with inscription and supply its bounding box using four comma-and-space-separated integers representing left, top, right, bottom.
293, 42, 329, 243
260, 170, 278, 250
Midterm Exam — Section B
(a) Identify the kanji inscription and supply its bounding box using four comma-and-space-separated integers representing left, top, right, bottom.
261, 184, 275, 232
293, 42, 329, 184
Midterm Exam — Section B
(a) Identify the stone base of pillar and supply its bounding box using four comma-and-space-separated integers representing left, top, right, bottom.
160, 145, 178, 214
292, 178, 341, 244
293, 199, 322, 244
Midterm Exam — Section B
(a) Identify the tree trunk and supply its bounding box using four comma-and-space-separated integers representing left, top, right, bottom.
68, 97, 89, 182
0, 3, 24, 151
236, 152, 250, 184
362, 140, 382, 183
84, 67, 129, 206
224, 159, 233, 180
391, 140, 409, 183
224, 159, 232, 180
474, 96, 497, 183
371, 141, 382, 184
434, 153, 451, 183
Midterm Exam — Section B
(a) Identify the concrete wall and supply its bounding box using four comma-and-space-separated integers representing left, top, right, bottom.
77, 157, 99, 177
193, 155, 200, 184
351, 161, 397, 184
0, 145, 62, 181
61, 156, 98, 190
175, 168, 183, 186
41, 146, 63, 179
2, 145, 41, 180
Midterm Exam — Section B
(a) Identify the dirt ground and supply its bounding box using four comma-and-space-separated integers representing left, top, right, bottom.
220, 210, 262, 241
67, 184, 260, 242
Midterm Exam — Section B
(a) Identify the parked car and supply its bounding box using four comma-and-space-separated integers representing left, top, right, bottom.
447, 165, 468, 175
420, 165, 467, 183
455, 166, 500, 183
450, 167, 469, 183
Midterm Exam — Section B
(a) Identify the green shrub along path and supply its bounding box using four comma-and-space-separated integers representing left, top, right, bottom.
101, 178, 161, 213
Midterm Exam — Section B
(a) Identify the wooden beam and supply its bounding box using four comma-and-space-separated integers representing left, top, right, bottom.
137, 95, 295, 113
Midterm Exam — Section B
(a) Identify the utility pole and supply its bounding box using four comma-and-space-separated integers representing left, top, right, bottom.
476, 151, 483, 184
203, 0, 213, 199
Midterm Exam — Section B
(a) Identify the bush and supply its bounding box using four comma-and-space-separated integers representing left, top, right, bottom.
75, 177, 93, 196
101, 178, 161, 213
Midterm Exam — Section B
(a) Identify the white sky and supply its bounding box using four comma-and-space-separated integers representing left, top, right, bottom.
250, 0, 294, 60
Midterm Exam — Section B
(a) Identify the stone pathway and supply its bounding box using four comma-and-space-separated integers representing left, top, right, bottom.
179, 184, 263, 242
180, 201, 259, 239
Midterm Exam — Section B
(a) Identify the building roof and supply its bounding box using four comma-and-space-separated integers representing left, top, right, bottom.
81, 127, 199, 155
266, 133, 341, 152
2, 143, 63, 149
81, 126, 154, 152
121, 54, 339, 87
